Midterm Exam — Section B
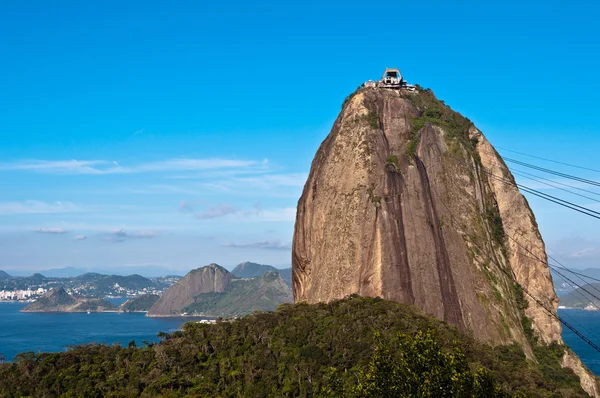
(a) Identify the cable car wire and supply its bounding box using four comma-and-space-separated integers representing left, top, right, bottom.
511, 170, 600, 204
511, 168, 600, 198
496, 147, 600, 173
503, 157, 600, 188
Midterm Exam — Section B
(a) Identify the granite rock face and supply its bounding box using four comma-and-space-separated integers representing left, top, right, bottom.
147, 263, 233, 316
292, 87, 598, 396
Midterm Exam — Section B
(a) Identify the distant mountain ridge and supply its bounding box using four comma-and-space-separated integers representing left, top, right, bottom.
184, 271, 293, 318
231, 261, 292, 286
0, 270, 11, 279
559, 283, 600, 309
148, 264, 292, 317
148, 264, 233, 316
231, 262, 278, 278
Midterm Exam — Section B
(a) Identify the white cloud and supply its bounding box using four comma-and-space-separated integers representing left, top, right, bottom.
35, 228, 68, 234
195, 204, 237, 219
234, 173, 307, 188
223, 240, 292, 250
109, 229, 159, 239
0, 158, 262, 175
0, 200, 80, 215
179, 200, 195, 213
189, 203, 294, 222
73, 235, 87, 241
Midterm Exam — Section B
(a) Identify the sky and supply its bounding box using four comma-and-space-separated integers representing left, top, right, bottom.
1, 0, 599, 276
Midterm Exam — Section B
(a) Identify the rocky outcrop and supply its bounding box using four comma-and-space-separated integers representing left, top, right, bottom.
147, 263, 233, 316
292, 87, 598, 396
184, 271, 293, 318
21, 287, 116, 312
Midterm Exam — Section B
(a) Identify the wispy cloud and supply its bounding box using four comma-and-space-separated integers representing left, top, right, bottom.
0, 200, 81, 215
110, 229, 159, 239
566, 247, 597, 259
0, 158, 264, 175
104, 229, 159, 243
195, 204, 237, 219
234, 173, 307, 188
188, 202, 292, 221
73, 235, 87, 241
223, 240, 292, 250
35, 228, 68, 234
179, 200, 195, 213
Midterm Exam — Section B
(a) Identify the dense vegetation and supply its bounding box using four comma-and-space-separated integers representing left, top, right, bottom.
403, 87, 479, 163
0, 296, 588, 397
119, 294, 160, 312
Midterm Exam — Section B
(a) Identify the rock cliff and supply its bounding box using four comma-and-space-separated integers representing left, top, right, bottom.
147, 264, 292, 317
147, 263, 232, 316
292, 87, 598, 396
183, 271, 293, 318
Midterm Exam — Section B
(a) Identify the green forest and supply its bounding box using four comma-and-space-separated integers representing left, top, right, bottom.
0, 296, 589, 397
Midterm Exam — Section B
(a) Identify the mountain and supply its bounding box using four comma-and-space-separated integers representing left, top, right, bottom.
147, 264, 293, 318
231, 261, 292, 286
21, 287, 116, 312
36, 267, 87, 277
277, 267, 292, 285
119, 294, 160, 312
560, 283, 600, 309
0, 270, 11, 279
552, 268, 600, 295
231, 261, 278, 278
74, 273, 157, 295
183, 271, 293, 317
147, 264, 233, 316
292, 86, 597, 395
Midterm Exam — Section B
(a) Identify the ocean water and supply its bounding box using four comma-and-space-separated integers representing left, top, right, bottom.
0, 303, 597, 377
558, 309, 600, 375
0, 300, 191, 361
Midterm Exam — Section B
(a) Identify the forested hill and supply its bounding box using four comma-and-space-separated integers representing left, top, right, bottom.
0, 297, 587, 397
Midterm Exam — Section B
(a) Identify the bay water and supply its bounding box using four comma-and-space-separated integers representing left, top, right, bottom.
0, 303, 597, 377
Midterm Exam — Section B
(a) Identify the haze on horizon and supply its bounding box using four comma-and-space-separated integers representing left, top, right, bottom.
1, 0, 599, 276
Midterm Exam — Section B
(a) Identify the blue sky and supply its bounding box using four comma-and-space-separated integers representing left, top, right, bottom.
1, 0, 599, 276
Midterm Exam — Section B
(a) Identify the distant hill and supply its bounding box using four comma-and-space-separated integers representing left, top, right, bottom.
75, 273, 157, 295
147, 264, 292, 318
559, 282, 600, 309
21, 287, 117, 312
231, 261, 278, 278
551, 268, 600, 295
231, 261, 292, 286
148, 264, 233, 316
36, 267, 88, 278
184, 271, 293, 318
119, 294, 160, 312
0, 270, 11, 279
277, 267, 291, 285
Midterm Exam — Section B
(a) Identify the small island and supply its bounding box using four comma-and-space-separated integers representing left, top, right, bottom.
20, 287, 117, 313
